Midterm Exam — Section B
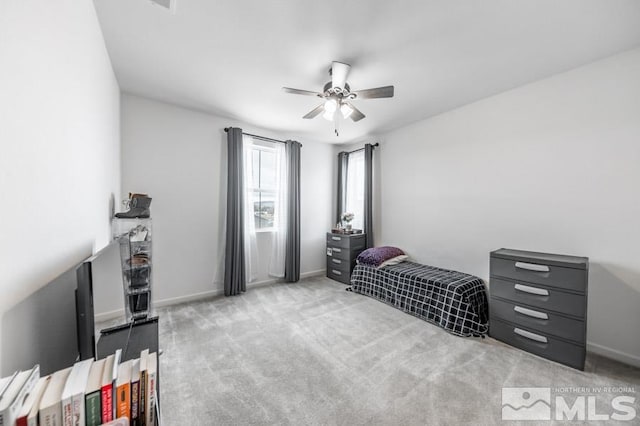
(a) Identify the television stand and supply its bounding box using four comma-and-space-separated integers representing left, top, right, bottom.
97, 315, 159, 361
97, 315, 161, 425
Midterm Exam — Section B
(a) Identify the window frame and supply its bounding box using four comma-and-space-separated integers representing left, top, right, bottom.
246, 143, 278, 233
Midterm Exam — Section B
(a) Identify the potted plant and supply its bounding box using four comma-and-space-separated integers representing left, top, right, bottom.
341, 212, 355, 231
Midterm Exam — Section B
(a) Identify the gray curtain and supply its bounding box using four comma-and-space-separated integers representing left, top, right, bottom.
363, 144, 374, 248
285, 140, 301, 282
336, 151, 349, 224
224, 127, 246, 296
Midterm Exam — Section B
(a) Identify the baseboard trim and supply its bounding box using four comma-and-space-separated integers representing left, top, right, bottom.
94, 308, 125, 323
300, 269, 326, 279
94, 288, 224, 322
154, 288, 224, 308
94, 270, 328, 320
247, 269, 326, 289
587, 341, 640, 368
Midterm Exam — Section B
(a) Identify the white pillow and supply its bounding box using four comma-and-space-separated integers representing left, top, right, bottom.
377, 254, 409, 268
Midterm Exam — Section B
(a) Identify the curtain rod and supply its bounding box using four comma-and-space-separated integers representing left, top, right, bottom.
224, 127, 302, 146
345, 143, 379, 154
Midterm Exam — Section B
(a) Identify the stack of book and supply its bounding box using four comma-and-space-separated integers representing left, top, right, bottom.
0, 349, 158, 426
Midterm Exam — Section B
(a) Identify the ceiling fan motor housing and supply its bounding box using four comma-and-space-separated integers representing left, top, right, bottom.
323, 82, 352, 97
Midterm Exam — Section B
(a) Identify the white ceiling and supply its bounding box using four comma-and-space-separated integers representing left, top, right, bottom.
94, 0, 640, 143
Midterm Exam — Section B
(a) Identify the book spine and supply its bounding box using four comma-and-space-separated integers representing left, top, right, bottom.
62, 396, 73, 426
146, 370, 156, 426
115, 383, 130, 420
139, 371, 146, 426
16, 415, 28, 426
101, 385, 113, 424
3, 367, 40, 426
130, 379, 139, 426
72, 393, 85, 426
41, 405, 61, 426
85, 392, 101, 426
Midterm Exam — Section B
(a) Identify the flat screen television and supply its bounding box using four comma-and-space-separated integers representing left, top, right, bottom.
1, 241, 123, 376
79, 240, 124, 359
75, 261, 96, 362
1, 260, 89, 375
88, 241, 124, 321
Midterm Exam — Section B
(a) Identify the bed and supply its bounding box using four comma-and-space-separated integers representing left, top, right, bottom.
350, 261, 489, 337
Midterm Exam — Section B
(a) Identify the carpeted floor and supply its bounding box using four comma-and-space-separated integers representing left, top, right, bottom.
156, 276, 639, 425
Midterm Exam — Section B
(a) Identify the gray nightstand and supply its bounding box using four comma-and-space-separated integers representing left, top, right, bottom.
326, 232, 366, 284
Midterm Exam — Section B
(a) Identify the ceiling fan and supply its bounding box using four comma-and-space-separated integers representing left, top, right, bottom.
283, 61, 394, 135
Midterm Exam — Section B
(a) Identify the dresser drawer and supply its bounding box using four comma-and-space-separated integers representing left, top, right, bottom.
490, 318, 585, 370
490, 257, 586, 293
327, 265, 351, 284
490, 297, 585, 344
490, 278, 585, 318
326, 256, 354, 270
326, 234, 365, 250
326, 246, 353, 261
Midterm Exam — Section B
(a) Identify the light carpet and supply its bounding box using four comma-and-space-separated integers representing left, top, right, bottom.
156, 276, 640, 425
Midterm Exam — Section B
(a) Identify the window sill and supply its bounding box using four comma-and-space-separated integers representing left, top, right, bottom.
255, 228, 277, 234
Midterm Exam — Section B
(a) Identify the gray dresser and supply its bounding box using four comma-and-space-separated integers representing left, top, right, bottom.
489, 248, 589, 370
326, 232, 366, 284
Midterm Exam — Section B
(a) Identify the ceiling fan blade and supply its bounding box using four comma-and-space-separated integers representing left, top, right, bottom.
348, 103, 366, 122
303, 104, 325, 119
282, 87, 323, 97
331, 62, 351, 90
353, 85, 394, 99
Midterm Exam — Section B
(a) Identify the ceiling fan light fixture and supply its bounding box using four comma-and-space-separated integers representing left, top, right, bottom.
324, 98, 337, 112
284, 61, 394, 133
340, 103, 353, 119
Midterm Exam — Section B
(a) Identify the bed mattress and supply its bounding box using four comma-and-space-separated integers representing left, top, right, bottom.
350, 261, 489, 337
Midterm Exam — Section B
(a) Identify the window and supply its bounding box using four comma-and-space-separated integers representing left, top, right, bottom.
246, 141, 278, 230
345, 150, 365, 230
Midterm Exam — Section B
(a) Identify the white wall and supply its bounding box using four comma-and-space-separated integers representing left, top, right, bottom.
0, 0, 120, 373
371, 48, 640, 366
115, 94, 333, 315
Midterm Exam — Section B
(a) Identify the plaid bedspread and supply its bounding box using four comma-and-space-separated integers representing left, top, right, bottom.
350, 261, 489, 337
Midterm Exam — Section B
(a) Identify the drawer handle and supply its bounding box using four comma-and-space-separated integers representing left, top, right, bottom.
332, 259, 342, 264
515, 261, 550, 272
514, 283, 549, 296
332, 248, 342, 253
514, 305, 549, 320
332, 269, 342, 275
331, 236, 342, 241
514, 327, 548, 344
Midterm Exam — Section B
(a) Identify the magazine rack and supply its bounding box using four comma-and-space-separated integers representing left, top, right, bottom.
112, 218, 153, 322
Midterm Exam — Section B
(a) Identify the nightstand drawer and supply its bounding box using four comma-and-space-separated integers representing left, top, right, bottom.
491, 278, 585, 318
491, 257, 586, 293
327, 265, 351, 284
490, 297, 585, 344
326, 257, 353, 270
326, 246, 352, 261
326, 234, 365, 249
490, 318, 585, 370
